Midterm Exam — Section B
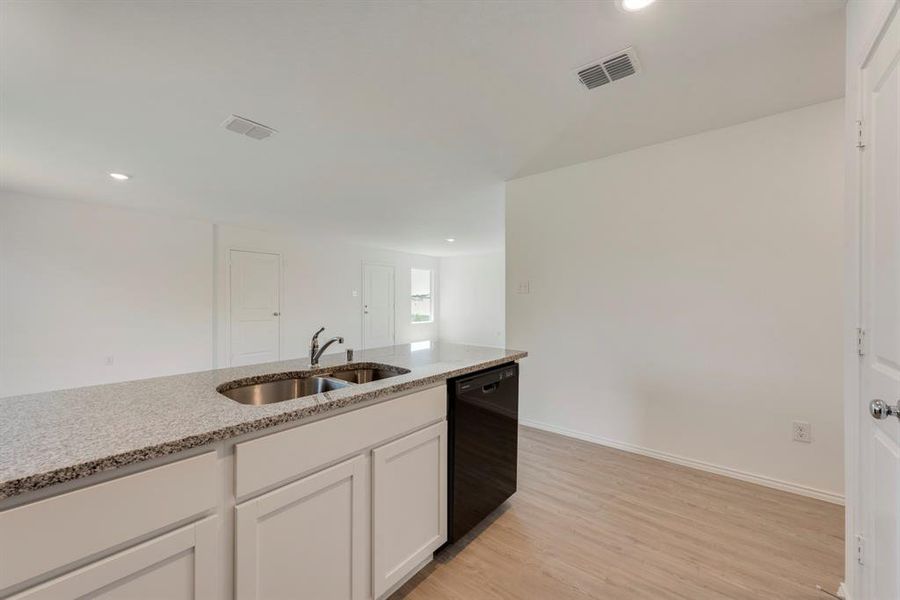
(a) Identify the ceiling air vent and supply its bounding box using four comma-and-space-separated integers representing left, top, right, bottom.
222, 115, 277, 140
575, 47, 640, 90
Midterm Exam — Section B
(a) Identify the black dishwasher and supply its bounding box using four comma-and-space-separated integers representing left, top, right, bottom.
447, 362, 518, 543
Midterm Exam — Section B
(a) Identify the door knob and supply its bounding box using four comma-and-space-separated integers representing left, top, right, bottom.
869, 399, 900, 421
273, 312, 280, 316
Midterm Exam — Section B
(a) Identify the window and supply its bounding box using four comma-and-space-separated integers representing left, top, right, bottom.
411, 268, 433, 323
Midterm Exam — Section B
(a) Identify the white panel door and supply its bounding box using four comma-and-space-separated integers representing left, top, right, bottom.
235, 454, 369, 600
372, 421, 447, 599
860, 7, 900, 600
230, 250, 281, 366
362, 263, 395, 349
9, 517, 218, 600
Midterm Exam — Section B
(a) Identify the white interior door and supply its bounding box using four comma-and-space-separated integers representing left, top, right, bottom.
859, 7, 900, 599
362, 264, 395, 349
229, 250, 281, 367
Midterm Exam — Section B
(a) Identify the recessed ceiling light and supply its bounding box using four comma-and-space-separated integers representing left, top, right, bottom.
445, 238, 456, 243
619, 0, 656, 12
108, 173, 130, 181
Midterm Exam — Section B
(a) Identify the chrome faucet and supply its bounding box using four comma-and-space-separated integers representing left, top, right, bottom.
309, 326, 344, 367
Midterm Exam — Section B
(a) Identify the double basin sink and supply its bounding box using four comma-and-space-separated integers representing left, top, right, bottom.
218, 364, 410, 406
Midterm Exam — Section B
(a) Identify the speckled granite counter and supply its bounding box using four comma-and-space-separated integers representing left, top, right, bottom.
0, 342, 526, 500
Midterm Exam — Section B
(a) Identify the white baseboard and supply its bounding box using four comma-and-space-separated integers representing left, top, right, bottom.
520, 418, 844, 506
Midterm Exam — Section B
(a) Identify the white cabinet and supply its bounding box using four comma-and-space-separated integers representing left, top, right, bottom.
9, 517, 218, 600
235, 384, 446, 499
2, 384, 453, 599
0, 452, 217, 595
235, 454, 370, 600
234, 387, 448, 600
372, 421, 448, 599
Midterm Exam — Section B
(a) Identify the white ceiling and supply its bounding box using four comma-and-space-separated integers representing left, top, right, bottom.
0, 1, 845, 256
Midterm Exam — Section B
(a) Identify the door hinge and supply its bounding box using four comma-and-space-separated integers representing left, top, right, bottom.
856, 533, 865, 566
857, 120, 866, 150
857, 328, 866, 357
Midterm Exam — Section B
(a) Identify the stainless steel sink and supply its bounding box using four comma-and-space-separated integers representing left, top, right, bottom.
218, 363, 410, 405
325, 367, 407, 384
219, 376, 350, 406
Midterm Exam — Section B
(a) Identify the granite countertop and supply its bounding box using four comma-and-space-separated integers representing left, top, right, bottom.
0, 341, 526, 500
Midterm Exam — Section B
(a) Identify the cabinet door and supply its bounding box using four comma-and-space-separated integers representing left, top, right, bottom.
372, 421, 447, 599
9, 517, 218, 600
235, 454, 369, 600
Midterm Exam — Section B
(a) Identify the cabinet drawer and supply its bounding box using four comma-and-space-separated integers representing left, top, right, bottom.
0, 452, 216, 591
235, 384, 445, 498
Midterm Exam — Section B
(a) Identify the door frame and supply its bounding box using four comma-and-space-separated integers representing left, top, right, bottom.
361, 262, 396, 350
844, 2, 899, 597
225, 248, 284, 367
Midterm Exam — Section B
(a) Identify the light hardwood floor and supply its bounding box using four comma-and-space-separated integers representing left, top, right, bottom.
393, 426, 844, 600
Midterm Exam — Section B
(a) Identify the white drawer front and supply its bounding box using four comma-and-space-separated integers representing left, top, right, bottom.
0, 452, 217, 591
235, 384, 446, 498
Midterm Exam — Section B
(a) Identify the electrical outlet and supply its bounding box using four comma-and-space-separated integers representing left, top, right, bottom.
792, 420, 811, 443
104, 356, 115, 366
516, 281, 531, 294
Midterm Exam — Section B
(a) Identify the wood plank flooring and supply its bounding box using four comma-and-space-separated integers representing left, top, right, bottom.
393, 426, 844, 600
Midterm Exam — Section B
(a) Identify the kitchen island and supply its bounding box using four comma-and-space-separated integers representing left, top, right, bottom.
0, 341, 526, 599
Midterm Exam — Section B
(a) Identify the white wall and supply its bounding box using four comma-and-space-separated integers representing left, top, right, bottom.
507, 99, 845, 500
439, 252, 505, 347
0, 193, 441, 396
0, 191, 214, 396
214, 225, 440, 366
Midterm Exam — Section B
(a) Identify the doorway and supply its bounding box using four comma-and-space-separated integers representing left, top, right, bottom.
362, 263, 395, 349
228, 250, 282, 367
